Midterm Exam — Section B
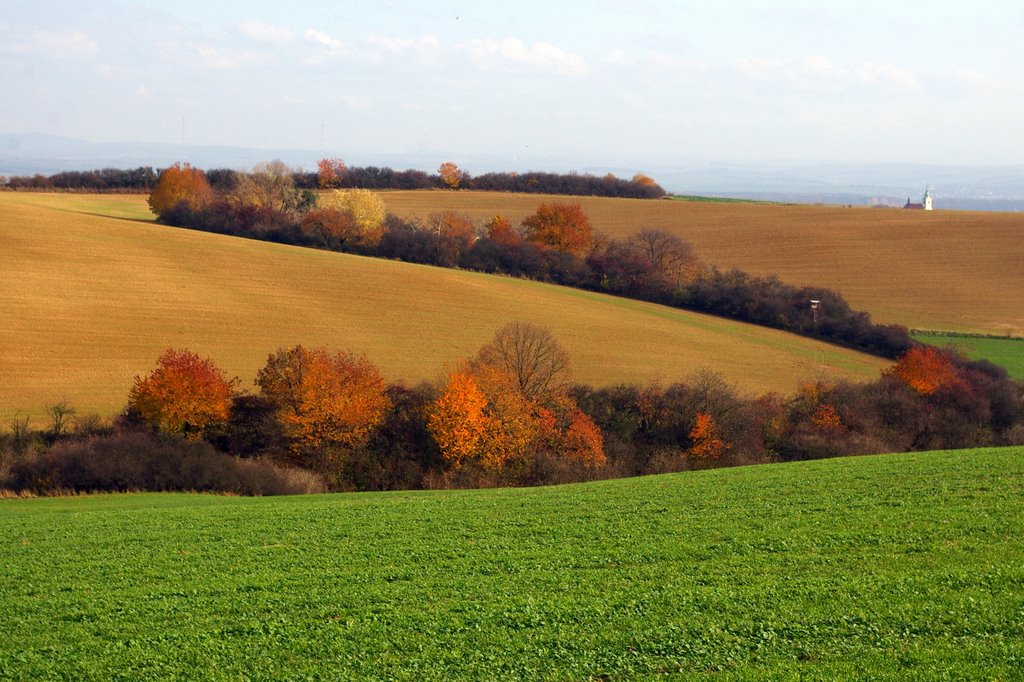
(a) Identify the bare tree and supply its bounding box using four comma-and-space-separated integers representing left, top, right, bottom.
47, 399, 76, 438
10, 414, 32, 455
473, 321, 571, 403
231, 159, 301, 214
630, 228, 697, 286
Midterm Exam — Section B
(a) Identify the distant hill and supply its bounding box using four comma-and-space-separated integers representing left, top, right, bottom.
4, 132, 1024, 209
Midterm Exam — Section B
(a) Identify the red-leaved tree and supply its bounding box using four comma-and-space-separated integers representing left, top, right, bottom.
887, 346, 966, 395
127, 349, 236, 440
317, 157, 347, 189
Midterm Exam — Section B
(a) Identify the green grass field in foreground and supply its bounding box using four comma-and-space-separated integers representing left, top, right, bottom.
914, 331, 1024, 380
2, 447, 1021, 679
0, 192, 888, 420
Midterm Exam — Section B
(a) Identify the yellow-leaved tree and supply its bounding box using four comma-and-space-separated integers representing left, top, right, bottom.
317, 189, 387, 246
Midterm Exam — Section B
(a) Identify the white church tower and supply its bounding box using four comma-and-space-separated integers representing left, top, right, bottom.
923, 187, 933, 211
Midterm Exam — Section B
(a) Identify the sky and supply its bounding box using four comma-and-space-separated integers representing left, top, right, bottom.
3, 0, 1024, 169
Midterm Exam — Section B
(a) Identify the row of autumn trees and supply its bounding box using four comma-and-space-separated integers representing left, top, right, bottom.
5, 324, 1024, 495
122, 323, 606, 490
151, 161, 912, 358
2, 161, 665, 199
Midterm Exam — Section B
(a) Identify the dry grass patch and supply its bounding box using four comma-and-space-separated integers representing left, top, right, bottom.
0, 193, 887, 420
381, 191, 1024, 336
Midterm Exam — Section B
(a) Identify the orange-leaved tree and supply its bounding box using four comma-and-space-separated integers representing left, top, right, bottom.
148, 162, 213, 218
809, 403, 845, 432
127, 348, 237, 440
485, 215, 519, 246
438, 161, 462, 189
428, 363, 540, 472
427, 322, 606, 476
521, 202, 593, 256
426, 369, 490, 469
887, 346, 966, 395
687, 412, 730, 459
430, 210, 476, 246
256, 345, 390, 456
534, 400, 606, 467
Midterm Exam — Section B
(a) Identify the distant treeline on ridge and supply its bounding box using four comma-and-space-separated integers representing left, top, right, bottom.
1, 164, 667, 199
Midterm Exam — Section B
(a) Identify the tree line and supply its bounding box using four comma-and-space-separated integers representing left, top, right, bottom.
1, 160, 665, 199
3, 167, 159, 192
3, 325, 1022, 496
150, 161, 912, 358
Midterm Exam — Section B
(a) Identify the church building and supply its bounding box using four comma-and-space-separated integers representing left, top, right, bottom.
904, 188, 933, 210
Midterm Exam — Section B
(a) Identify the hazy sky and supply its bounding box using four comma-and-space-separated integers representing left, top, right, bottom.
3, 0, 1023, 167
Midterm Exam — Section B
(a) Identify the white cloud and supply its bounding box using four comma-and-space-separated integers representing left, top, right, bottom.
239, 20, 295, 45
946, 67, 1002, 91
368, 33, 413, 52
734, 56, 918, 93
303, 28, 352, 64
305, 28, 344, 52
30, 28, 98, 58
0, 41, 31, 55
188, 43, 259, 70
643, 51, 707, 72
364, 33, 442, 68
605, 48, 626, 65
342, 95, 372, 109
850, 63, 918, 90
368, 33, 439, 53
460, 38, 589, 77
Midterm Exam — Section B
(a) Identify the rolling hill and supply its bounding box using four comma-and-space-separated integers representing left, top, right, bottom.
0, 193, 888, 420
380, 191, 1024, 337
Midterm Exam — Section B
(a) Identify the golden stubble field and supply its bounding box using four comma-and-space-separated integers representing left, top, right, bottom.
381, 191, 1024, 337
0, 193, 887, 420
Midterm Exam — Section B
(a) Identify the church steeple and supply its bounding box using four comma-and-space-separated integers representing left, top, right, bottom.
923, 187, 933, 211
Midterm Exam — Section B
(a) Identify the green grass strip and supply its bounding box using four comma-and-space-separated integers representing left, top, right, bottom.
2, 447, 1022, 679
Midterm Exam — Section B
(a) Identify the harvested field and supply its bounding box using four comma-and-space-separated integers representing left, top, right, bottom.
0, 193, 887, 420
381, 191, 1024, 337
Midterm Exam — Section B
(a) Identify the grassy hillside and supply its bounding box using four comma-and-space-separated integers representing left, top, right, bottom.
914, 332, 1024, 379
0, 193, 888, 420
380, 190, 1024, 337
2, 447, 1021, 679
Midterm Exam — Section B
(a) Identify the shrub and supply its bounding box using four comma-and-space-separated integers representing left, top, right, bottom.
6, 431, 325, 495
